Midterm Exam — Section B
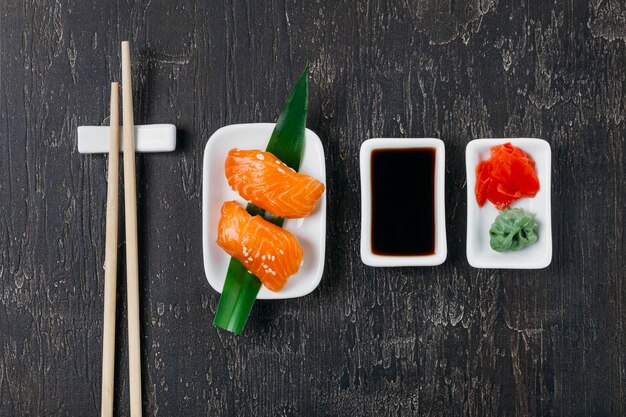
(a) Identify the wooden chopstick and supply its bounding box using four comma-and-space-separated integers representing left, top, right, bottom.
121, 41, 143, 417
101, 82, 120, 417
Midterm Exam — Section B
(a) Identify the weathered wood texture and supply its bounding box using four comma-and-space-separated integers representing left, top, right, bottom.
1, 1, 624, 416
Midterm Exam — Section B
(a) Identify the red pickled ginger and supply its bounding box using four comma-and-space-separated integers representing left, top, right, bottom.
475, 142, 540, 210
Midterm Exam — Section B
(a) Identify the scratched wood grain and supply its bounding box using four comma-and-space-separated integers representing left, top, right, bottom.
0, 0, 624, 416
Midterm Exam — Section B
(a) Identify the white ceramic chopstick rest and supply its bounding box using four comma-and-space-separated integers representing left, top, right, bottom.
77, 124, 176, 154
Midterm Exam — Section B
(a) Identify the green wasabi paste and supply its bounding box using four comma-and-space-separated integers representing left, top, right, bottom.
489, 208, 538, 252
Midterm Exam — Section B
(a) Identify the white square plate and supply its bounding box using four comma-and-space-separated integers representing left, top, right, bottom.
466, 138, 552, 269
360, 138, 447, 267
202, 123, 326, 299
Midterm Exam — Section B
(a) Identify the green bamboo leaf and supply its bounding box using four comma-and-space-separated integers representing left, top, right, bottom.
266, 66, 309, 171
213, 67, 309, 334
212, 258, 261, 333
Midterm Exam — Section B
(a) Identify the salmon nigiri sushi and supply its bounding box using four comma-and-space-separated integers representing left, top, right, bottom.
216, 201, 304, 291
225, 149, 325, 218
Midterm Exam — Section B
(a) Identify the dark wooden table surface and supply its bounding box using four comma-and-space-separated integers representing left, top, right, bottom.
1, 1, 625, 416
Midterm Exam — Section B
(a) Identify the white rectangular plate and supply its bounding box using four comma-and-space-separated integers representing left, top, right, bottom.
466, 138, 552, 269
360, 138, 447, 267
202, 123, 326, 299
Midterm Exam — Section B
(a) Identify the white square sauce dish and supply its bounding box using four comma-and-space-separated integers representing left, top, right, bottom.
466, 138, 552, 269
202, 123, 326, 299
360, 138, 447, 267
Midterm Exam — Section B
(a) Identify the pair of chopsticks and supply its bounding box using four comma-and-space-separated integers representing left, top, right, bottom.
101, 41, 142, 417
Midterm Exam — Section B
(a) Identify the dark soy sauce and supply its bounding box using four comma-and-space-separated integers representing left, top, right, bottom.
371, 148, 436, 256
